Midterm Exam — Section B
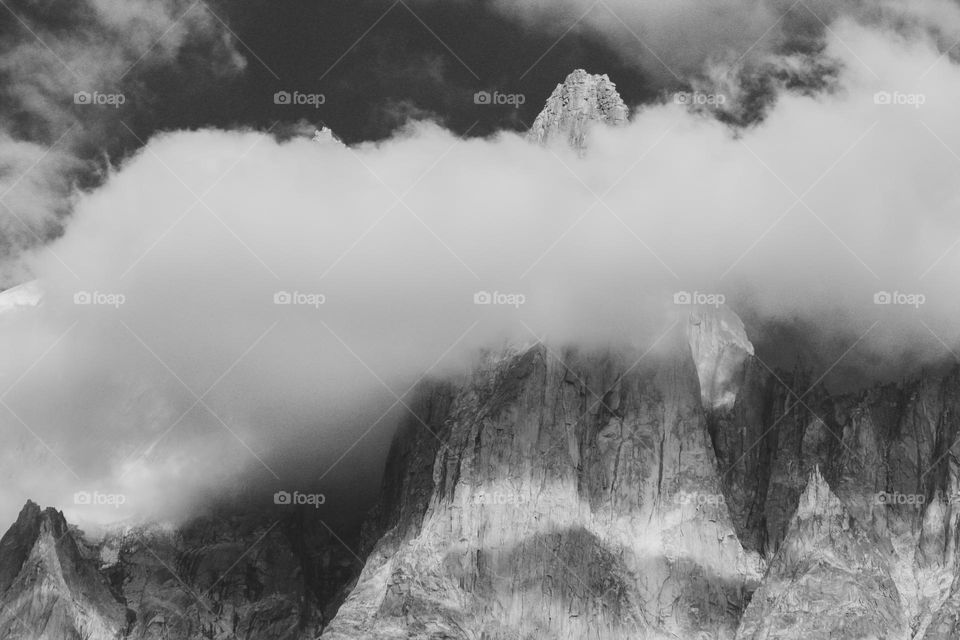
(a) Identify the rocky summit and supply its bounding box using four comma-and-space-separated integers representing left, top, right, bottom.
526, 69, 629, 152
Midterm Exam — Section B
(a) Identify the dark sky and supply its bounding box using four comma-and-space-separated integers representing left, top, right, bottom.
0, 0, 667, 276
126, 0, 657, 143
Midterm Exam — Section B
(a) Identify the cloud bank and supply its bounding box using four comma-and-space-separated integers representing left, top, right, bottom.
2, 7, 960, 527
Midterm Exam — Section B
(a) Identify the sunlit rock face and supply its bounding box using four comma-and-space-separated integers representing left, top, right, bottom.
735, 466, 908, 639
323, 330, 763, 640
527, 69, 629, 152
686, 306, 755, 412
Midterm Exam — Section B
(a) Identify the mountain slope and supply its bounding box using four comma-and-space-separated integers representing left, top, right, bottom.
323, 326, 763, 639
734, 466, 907, 639
0, 501, 127, 640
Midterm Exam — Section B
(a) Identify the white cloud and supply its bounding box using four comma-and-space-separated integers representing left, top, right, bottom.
3, 14, 960, 527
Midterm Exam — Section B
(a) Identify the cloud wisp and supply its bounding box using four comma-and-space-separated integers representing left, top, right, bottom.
0, 0, 244, 283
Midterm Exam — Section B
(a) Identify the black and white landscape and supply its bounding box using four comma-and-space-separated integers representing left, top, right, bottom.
2, 1, 960, 638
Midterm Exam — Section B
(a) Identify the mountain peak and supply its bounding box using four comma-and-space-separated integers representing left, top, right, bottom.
0, 500, 43, 594
527, 69, 628, 151
312, 126, 344, 146
735, 465, 907, 639
794, 464, 845, 521
0, 500, 127, 639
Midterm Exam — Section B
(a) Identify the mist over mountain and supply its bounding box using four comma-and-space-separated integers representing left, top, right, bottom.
2, 1, 960, 638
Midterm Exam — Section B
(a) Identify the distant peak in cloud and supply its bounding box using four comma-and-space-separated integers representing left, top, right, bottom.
527, 68, 629, 151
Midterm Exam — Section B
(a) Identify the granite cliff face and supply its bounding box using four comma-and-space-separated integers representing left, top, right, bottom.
324, 326, 763, 640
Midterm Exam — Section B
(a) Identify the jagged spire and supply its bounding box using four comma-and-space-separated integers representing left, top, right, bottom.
735, 466, 907, 639
527, 69, 628, 152
0, 501, 126, 639
312, 126, 344, 146
793, 464, 846, 521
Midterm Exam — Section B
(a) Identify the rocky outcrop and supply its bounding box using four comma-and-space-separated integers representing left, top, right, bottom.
0, 504, 360, 639
323, 326, 763, 639
104, 513, 319, 639
527, 69, 628, 152
312, 127, 344, 146
686, 307, 755, 411
0, 501, 127, 639
735, 466, 907, 639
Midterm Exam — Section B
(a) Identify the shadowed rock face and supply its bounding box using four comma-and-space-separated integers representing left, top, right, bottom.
0, 501, 127, 640
710, 359, 960, 638
0, 505, 361, 640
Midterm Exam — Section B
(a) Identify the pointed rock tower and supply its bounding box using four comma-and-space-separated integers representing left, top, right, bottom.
527, 69, 628, 152
0, 501, 127, 639
735, 467, 907, 640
